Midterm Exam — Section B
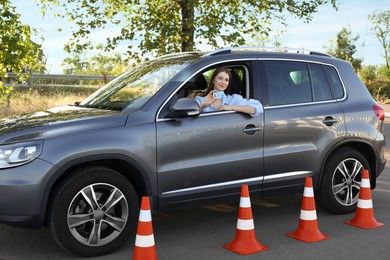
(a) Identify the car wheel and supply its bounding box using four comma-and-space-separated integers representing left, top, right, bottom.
318, 147, 370, 214
48, 166, 139, 257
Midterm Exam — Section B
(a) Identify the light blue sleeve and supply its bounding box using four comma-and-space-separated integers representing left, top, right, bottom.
194, 96, 204, 107
195, 96, 214, 112
228, 94, 263, 117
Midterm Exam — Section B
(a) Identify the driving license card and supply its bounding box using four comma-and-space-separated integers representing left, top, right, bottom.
213, 91, 224, 99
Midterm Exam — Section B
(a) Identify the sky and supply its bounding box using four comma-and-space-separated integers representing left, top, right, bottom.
12, 0, 390, 74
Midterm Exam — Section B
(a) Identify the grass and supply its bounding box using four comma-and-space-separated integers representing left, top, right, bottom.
0, 86, 98, 119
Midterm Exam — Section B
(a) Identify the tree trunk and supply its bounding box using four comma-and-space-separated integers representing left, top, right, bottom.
179, 0, 195, 52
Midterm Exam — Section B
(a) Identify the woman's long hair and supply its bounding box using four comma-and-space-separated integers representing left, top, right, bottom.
203, 67, 232, 96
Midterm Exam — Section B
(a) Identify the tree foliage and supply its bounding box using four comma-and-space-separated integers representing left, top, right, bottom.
39, 0, 338, 61
326, 26, 363, 72
378, 64, 390, 79
359, 65, 377, 83
0, 0, 46, 106
62, 44, 128, 81
369, 10, 390, 68
0, 1, 46, 75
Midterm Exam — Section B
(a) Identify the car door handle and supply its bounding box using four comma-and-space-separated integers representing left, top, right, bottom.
323, 116, 338, 126
243, 125, 262, 135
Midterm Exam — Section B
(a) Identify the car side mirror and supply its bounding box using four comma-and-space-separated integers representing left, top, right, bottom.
168, 98, 200, 118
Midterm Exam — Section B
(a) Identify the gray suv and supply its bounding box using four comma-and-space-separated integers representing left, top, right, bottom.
0, 47, 386, 256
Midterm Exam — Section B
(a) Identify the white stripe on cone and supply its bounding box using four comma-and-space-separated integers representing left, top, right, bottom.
303, 187, 314, 197
135, 234, 155, 247
357, 199, 373, 209
300, 210, 317, 221
139, 209, 152, 222
360, 178, 370, 188
237, 219, 255, 230
239, 197, 251, 208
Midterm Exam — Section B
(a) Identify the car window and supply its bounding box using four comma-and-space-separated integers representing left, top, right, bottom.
161, 64, 252, 118
79, 56, 196, 111
264, 61, 312, 106
265, 61, 339, 106
174, 73, 207, 100
309, 64, 333, 101
324, 66, 345, 99
176, 65, 248, 101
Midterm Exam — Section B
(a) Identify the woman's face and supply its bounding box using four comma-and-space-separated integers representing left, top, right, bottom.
212, 71, 230, 92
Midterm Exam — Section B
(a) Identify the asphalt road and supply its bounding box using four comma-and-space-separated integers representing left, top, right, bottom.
1, 120, 390, 259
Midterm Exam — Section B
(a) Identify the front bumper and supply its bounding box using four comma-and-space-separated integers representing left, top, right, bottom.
0, 158, 54, 228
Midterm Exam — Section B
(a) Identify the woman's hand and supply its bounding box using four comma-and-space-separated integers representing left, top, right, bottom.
200, 91, 217, 109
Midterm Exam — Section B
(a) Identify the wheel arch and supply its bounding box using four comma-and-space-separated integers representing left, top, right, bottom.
317, 140, 378, 190
41, 154, 153, 227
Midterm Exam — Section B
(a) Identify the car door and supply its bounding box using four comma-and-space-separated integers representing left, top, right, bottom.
156, 64, 264, 208
259, 60, 346, 194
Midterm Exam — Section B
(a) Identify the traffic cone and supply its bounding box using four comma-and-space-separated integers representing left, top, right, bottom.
345, 169, 384, 229
133, 196, 157, 260
287, 177, 329, 242
224, 184, 268, 255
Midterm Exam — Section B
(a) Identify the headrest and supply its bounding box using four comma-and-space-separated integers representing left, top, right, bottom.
184, 74, 208, 90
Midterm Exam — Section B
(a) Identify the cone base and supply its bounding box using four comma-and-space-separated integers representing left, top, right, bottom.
345, 217, 385, 229
133, 246, 157, 260
287, 229, 329, 243
224, 239, 268, 255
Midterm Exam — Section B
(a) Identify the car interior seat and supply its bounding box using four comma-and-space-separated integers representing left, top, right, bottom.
229, 70, 244, 96
183, 74, 208, 99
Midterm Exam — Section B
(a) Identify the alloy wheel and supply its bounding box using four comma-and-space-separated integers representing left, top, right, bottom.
67, 183, 129, 247
331, 158, 363, 206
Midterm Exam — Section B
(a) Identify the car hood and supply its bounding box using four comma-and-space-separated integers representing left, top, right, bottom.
0, 105, 128, 144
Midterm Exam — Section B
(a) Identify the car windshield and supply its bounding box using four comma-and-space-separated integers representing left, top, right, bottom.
79, 55, 199, 111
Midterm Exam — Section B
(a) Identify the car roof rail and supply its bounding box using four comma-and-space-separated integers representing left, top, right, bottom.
158, 51, 200, 59
202, 47, 333, 58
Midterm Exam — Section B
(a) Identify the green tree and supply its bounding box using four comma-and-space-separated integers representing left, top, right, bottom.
378, 65, 390, 79
61, 49, 90, 75
369, 10, 390, 68
88, 45, 127, 80
39, 0, 337, 61
62, 44, 128, 83
359, 65, 377, 83
246, 27, 286, 47
0, 0, 46, 106
326, 26, 363, 72
61, 56, 86, 75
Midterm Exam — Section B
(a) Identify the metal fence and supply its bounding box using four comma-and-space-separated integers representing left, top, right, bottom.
2, 72, 116, 87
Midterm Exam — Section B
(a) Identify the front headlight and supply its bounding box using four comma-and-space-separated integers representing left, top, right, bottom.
0, 140, 43, 169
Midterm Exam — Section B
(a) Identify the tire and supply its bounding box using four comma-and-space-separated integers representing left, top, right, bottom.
48, 167, 140, 257
318, 147, 370, 214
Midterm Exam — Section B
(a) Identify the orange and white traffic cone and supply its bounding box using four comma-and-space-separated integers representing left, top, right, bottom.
287, 177, 329, 242
345, 169, 384, 229
224, 184, 268, 255
133, 196, 157, 260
